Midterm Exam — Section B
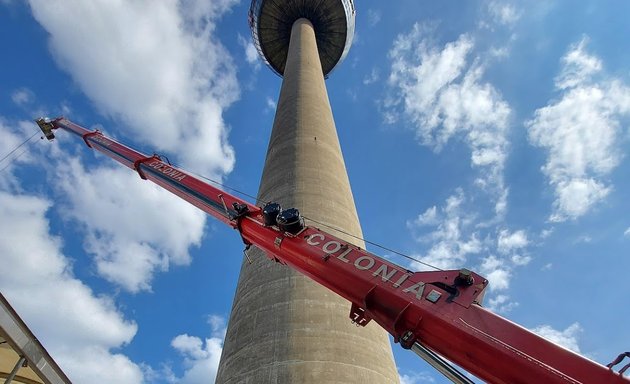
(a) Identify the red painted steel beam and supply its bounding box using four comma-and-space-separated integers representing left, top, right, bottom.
41, 117, 629, 384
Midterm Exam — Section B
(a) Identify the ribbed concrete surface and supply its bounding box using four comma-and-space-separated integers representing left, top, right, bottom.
216, 19, 399, 383
250, 0, 353, 76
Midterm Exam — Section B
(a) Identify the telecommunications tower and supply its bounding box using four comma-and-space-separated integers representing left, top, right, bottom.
216, 1, 399, 382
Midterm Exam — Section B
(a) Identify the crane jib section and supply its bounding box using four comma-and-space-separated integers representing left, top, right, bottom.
51, 117, 249, 225
37, 117, 630, 384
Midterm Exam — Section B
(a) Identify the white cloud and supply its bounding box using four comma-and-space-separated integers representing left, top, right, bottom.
142, 363, 177, 383
52, 156, 206, 293
574, 234, 592, 244
408, 191, 531, 288
1, 119, 147, 382
238, 33, 260, 68
399, 371, 435, 384
555, 38, 602, 90
173, 335, 212, 360
486, 294, 518, 313
497, 229, 528, 254
527, 37, 630, 222
624, 227, 630, 237
408, 190, 482, 270
487, 1, 521, 26
363, 68, 380, 85
56, 346, 143, 384
265, 96, 277, 112
510, 254, 531, 266
408, 187, 535, 300
11, 87, 35, 106
0, 121, 33, 187
411, 205, 439, 226
207, 314, 227, 337
477, 229, 531, 293
385, 25, 511, 212
540, 228, 554, 239
531, 323, 582, 353
480, 255, 510, 290
28, 0, 239, 178
0, 191, 142, 383
488, 45, 510, 59
551, 179, 611, 221
171, 315, 227, 384
346, 89, 358, 102
367, 9, 382, 27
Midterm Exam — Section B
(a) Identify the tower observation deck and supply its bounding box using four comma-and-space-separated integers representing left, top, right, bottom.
216, 1, 399, 382
248, 0, 355, 77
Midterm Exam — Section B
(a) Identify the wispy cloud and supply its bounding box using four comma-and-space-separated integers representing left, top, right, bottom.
0, 158, 142, 383
363, 68, 380, 85
555, 38, 602, 90
367, 9, 382, 27
16, 5, 243, 378
399, 370, 436, 384
265, 96, 277, 113
0, 120, 38, 189
484, 229, 530, 291
480, 255, 511, 290
384, 24, 511, 215
486, 294, 518, 313
238, 33, 260, 70
487, 1, 521, 26
28, 0, 239, 178
53, 156, 206, 293
497, 229, 529, 254
574, 234, 592, 244
11, 87, 35, 106
531, 323, 582, 353
526, 37, 630, 222
407, 190, 481, 271
170, 315, 227, 383
407, 190, 531, 305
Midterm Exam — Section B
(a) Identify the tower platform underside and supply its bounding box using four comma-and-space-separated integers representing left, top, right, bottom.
249, 0, 355, 76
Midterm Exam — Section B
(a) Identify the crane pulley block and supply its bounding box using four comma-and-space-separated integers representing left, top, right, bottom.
35, 117, 56, 141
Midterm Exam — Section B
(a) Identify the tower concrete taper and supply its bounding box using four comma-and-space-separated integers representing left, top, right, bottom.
215, 1, 400, 382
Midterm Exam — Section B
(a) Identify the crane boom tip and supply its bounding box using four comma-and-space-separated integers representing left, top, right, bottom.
35, 117, 57, 141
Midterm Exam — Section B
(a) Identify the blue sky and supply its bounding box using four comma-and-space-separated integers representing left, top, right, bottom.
1, 0, 629, 383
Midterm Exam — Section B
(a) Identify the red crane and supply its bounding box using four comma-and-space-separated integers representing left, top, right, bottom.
37, 117, 629, 384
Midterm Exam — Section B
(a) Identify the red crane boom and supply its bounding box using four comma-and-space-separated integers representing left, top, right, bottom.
37, 117, 629, 384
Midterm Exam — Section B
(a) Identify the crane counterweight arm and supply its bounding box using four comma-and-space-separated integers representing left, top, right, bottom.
37, 117, 629, 384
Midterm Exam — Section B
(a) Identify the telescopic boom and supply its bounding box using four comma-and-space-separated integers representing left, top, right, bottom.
37, 117, 629, 384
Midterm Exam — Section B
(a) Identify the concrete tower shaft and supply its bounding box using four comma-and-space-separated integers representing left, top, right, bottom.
216, 17, 399, 383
